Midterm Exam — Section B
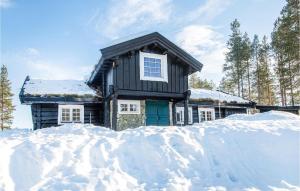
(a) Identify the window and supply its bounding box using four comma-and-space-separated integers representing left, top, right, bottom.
118, 100, 140, 114
58, 105, 84, 124
176, 107, 193, 125
140, 51, 168, 82
144, 57, 161, 77
198, 108, 215, 122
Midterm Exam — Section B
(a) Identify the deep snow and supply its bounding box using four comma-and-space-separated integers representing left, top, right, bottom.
0, 111, 299, 191
23, 79, 96, 96
189, 88, 250, 103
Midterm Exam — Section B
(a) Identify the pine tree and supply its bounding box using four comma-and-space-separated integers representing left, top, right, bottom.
241, 32, 252, 100
257, 36, 276, 105
271, 0, 300, 106
251, 34, 261, 103
223, 19, 246, 97
0, 65, 14, 131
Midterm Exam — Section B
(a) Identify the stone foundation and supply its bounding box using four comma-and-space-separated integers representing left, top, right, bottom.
116, 100, 145, 131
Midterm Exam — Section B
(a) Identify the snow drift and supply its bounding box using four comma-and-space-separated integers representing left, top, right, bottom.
0, 111, 299, 191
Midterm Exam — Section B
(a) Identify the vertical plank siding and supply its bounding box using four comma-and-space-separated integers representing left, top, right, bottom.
114, 51, 189, 95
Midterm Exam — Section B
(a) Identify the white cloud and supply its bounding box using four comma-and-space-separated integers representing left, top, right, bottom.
89, 0, 172, 39
0, 0, 12, 8
176, 25, 226, 84
21, 48, 91, 80
186, 0, 231, 23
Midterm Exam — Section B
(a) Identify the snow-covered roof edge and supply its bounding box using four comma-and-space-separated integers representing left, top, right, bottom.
19, 76, 101, 104
189, 88, 251, 104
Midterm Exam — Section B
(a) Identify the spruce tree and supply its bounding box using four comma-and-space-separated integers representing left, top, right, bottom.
0, 65, 14, 131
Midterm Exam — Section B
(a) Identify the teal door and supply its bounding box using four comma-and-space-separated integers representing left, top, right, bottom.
146, 100, 169, 126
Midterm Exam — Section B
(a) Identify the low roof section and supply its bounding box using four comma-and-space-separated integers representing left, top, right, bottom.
88, 32, 203, 85
19, 76, 101, 104
189, 88, 254, 106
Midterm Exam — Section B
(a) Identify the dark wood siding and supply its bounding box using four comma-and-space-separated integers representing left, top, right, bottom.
31, 103, 104, 130
114, 50, 188, 95
192, 106, 199, 123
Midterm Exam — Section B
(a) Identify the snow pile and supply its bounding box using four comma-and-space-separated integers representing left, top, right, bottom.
23, 79, 97, 96
190, 88, 250, 103
0, 111, 299, 191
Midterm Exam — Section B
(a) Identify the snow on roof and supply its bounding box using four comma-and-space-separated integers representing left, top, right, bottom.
189, 88, 250, 104
23, 79, 97, 97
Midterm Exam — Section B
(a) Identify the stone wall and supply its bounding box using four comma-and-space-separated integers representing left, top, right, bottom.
116, 100, 146, 131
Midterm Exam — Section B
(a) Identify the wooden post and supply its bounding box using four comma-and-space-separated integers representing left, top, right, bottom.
184, 90, 191, 126
111, 94, 118, 131
104, 99, 110, 128
172, 101, 176, 125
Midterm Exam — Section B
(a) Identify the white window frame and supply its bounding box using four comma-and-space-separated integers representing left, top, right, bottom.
118, 100, 141, 115
58, 105, 84, 124
176, 107, 193, 125
139, 51, 168, 82
198, 108, 215, 122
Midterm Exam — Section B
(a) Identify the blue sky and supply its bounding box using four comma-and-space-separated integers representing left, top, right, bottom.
0, 0, 285, 128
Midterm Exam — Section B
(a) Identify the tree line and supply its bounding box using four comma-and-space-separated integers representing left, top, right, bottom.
219, 0, 299, 106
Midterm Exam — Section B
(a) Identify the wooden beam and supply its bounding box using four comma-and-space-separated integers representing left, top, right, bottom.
111, 94, 118, 131
184, 90, 191, 125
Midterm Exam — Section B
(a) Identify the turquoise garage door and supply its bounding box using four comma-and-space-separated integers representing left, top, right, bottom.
145, 100, 169, 126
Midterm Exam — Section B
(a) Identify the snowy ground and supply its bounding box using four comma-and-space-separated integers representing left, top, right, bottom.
0, 111, 299, 191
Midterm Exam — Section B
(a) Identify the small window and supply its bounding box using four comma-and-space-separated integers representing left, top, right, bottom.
198, 108, 215, 122
118, 100, 140, 114
140, 51, 168, 82
176, 107, 193, 125
58, 105, 84, 124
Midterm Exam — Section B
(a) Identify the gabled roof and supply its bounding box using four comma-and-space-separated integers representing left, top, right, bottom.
88, 32, 203, 84
19, 76, 101, 104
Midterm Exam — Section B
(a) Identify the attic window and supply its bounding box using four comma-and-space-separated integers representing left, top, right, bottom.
139, 51, 168, 82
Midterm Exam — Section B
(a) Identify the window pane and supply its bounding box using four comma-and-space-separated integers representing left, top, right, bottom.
130, 104, 137, 112
207, 111, 212, 121
201, 111, 206, 122
144, 57, 161, 77
72, 108, 81, 122
120, 104, 128, 111
62, 108, 70, 122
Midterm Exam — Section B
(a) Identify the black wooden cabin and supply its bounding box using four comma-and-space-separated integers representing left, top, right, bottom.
20, 32, 203, 130
87, 32, 203, 130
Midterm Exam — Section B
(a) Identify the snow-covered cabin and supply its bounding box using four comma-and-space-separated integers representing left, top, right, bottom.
19, 77, 102, 129
20, 32, 257, 130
